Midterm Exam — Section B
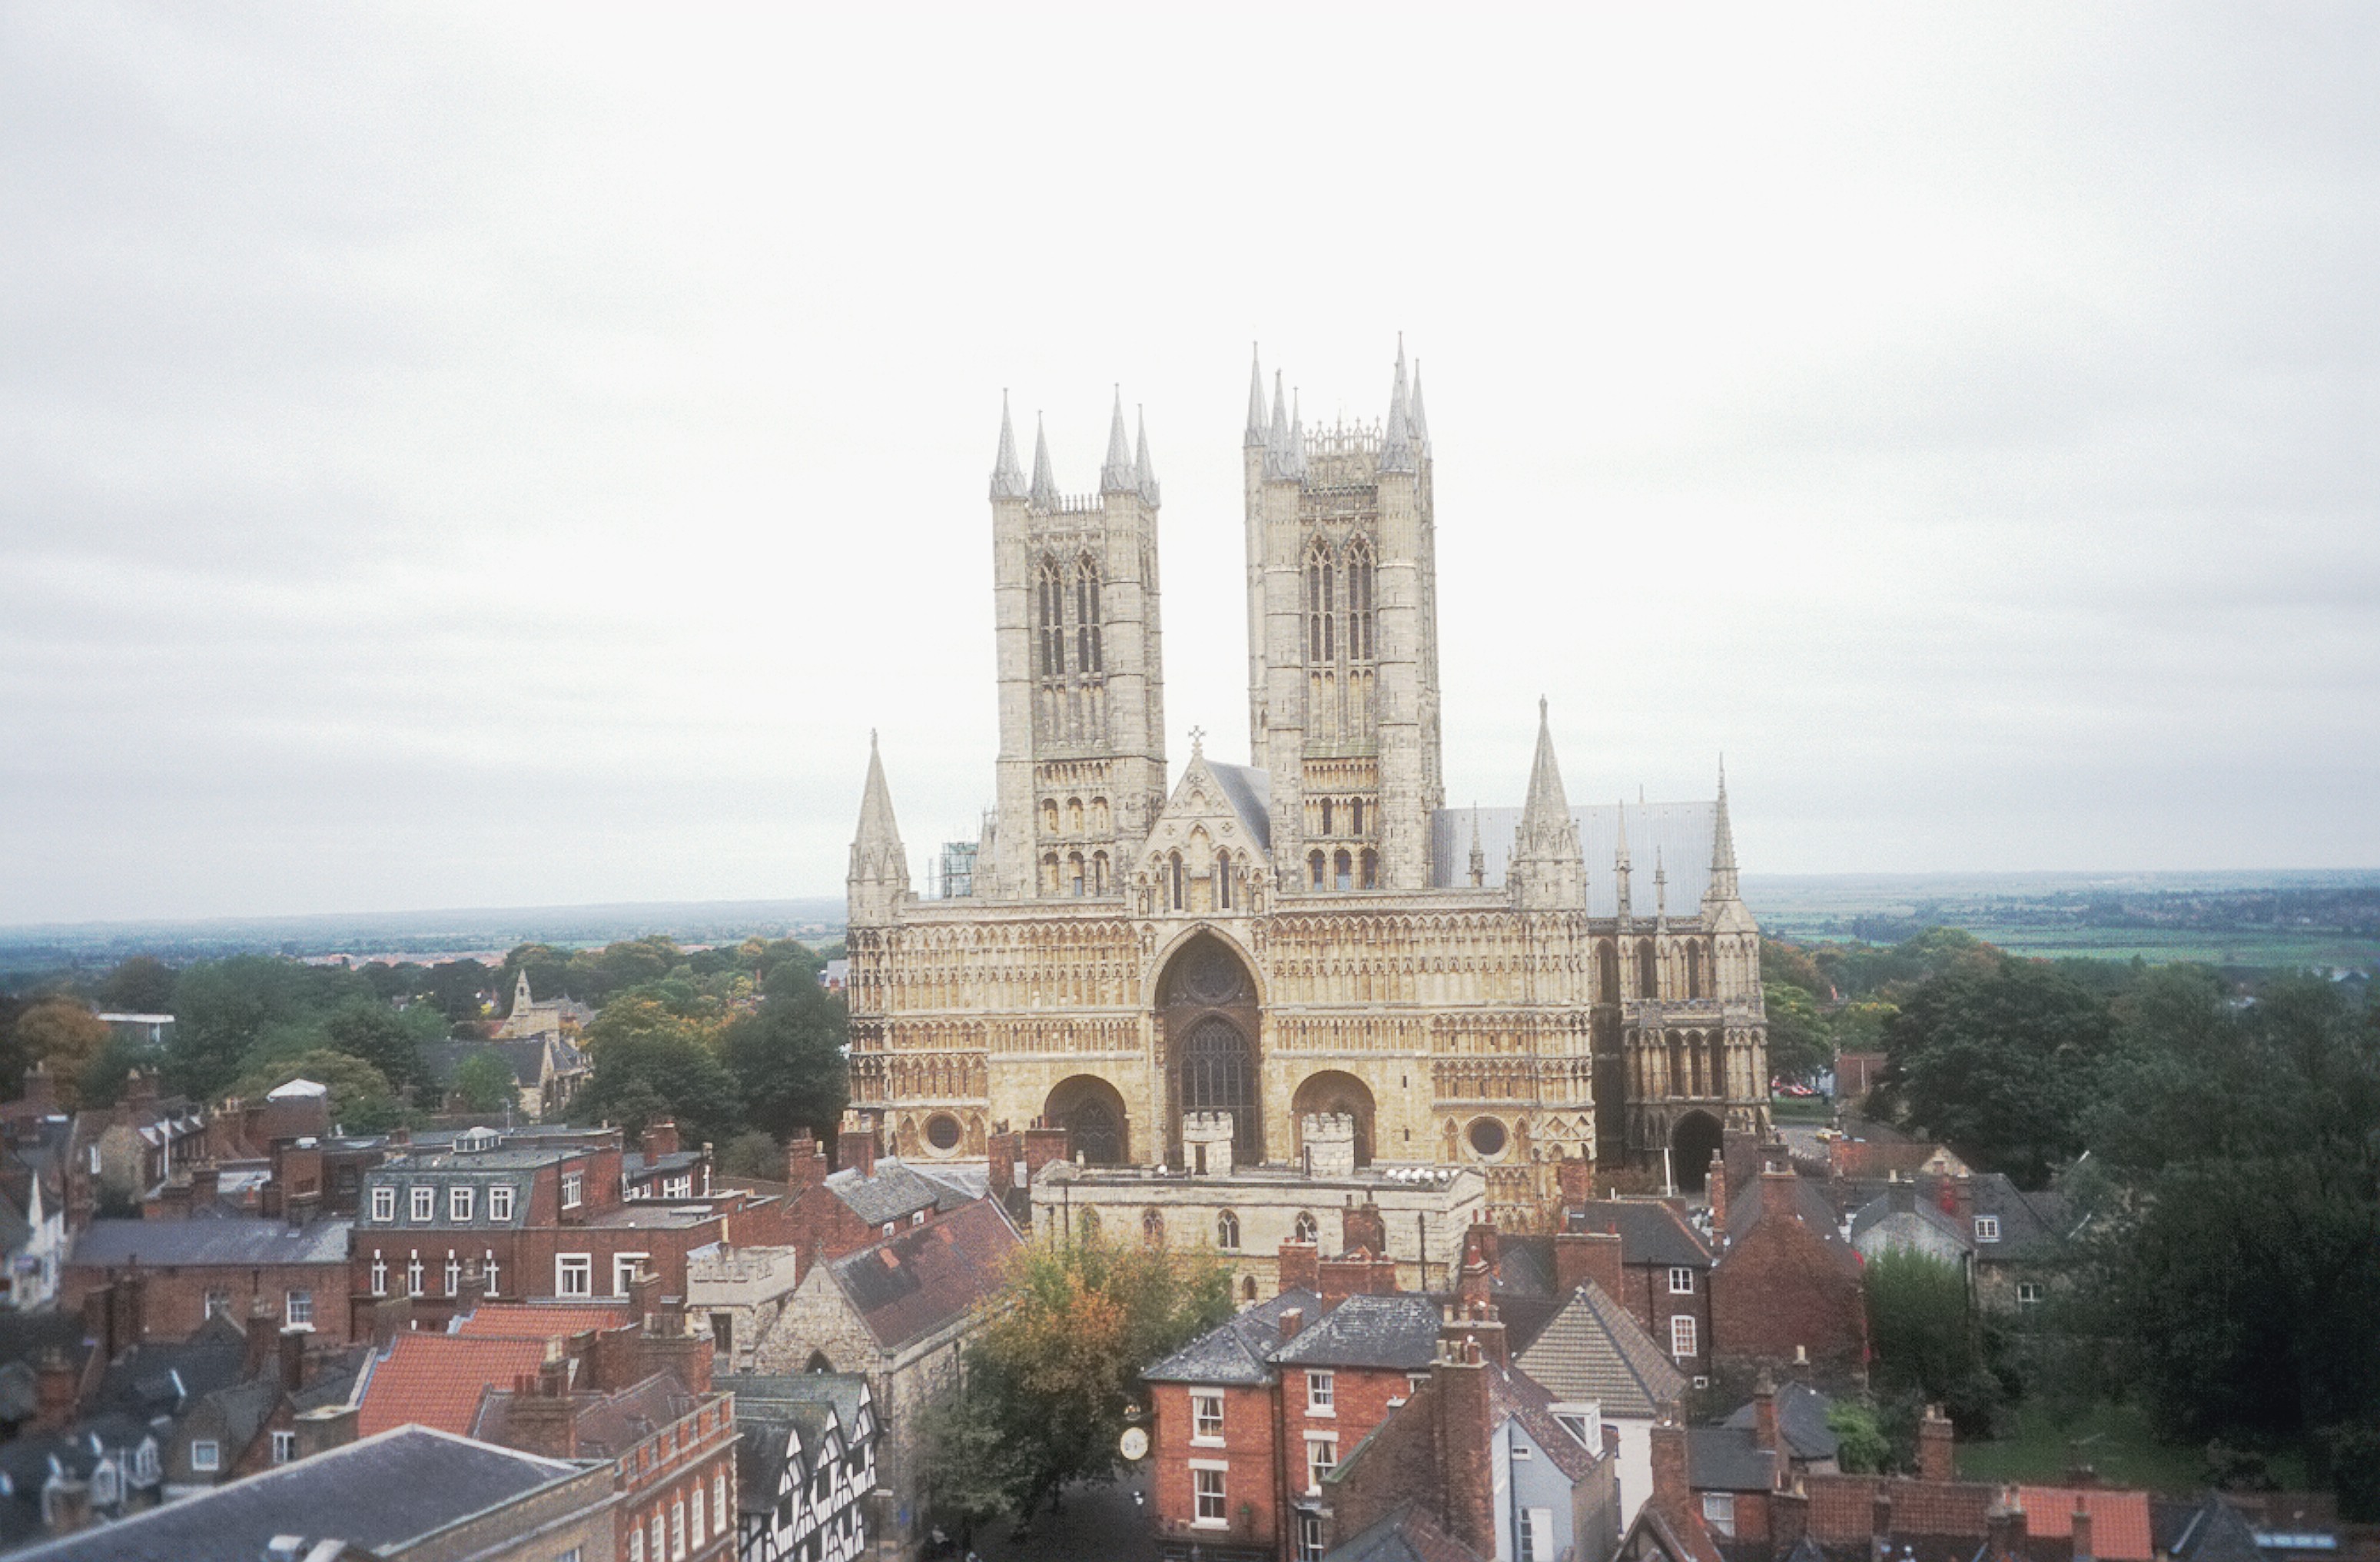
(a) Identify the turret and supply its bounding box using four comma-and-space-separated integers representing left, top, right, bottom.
848, 730, 910, 926
1508, 699, 1586, 912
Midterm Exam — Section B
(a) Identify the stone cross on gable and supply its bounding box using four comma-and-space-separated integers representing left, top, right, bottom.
1188, 726, 1206, 756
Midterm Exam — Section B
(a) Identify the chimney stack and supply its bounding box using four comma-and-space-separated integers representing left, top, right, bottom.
1280, 1308, 1304, 1344
33, 1347, 78, 1431
2072, 1501, 2096, 1562
277, 1326, 307, 1393
1432, 1336, 1497, 1558
1708, 1148, 1729, 1243
244, 1295, 280, 1380
1553, 1228, 1625, 1301
1918, 1404, 1956, 1484
294, 1402, 358, 1460
641, 1120, 680, 1162
1340, 1198, 1387, 1259
1278, 1239, 1319, 1298
1985, 1488, 2029, 1562
838, 1112, 879, 1178
786, 1131, 829, 1191
1754, 1370, 1785, 1486
1649, 1401, 1689, 1508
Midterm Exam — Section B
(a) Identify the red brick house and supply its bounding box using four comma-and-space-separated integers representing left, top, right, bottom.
64, 1215, 356, 1345
1709, 1159, 1867, 1391
1557, 1201, 1716, 1375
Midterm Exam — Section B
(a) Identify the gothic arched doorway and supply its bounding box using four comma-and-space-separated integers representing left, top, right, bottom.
1159, 933, 1263, 1165
1672, 1109, 1724, 1194
1290, 1071, 1376, 1167
1044, 1075, 1130, 1166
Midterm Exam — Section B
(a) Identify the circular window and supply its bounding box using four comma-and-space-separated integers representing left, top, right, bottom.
1466, 1117, 1509, 1158
924, 1114, 963, 1154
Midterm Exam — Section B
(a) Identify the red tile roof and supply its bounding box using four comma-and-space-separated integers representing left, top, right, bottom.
2020, 1487, 2156, 1562
452, 1303, 631, 1340
358, 1334, 550, 1437
1808, 1475, 1998, 1544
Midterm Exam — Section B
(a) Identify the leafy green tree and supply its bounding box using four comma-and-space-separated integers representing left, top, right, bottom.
722, 982, 848, 1143
168, 955, 370, 1100
577, 1032, 741, 1147
451, 1052, 519, 1114
922, 1228, 1234, 1527
97, 955, 178, 1013
1864, 1248, 1993, 1427
2084, 972, 2380, 1496
1764, 982, 1834, 1084
230, 1048, 401, 1132
1827, 1401, 1892, 1474
722, 1129, 784, 1181
1884, 958, 2112, 1186
321, 1002, 431, 1092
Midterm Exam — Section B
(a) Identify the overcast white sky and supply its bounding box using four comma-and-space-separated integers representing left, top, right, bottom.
3, 4, 2375, 926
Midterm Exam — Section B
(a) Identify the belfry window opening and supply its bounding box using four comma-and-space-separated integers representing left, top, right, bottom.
1036, 559, 1067, 678
1075, 559, 1103, 673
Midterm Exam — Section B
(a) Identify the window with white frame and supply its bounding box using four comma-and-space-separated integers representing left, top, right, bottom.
189, 1440, 221, 1472
371, 1186, 396, 1222
1702, 1492, 1737, 1537
649, 1514, 664, 1559
484, 1249, 500, 1295
489, 1184, 515, 1221
1670, 1314, 1698, 1358
1669, 1266, 1696, 1294
1306, 1433, 1337, 1492
561, 1169, 584, 1209
450, 1185, 473, 1222
713, 1474, 727, 1530
285, 1289, 312, 1328
271, 1431, 295, 1464
2017, 1281, 2044, 1306
557, 1253, 593, 1298
672, 1497, 686, 1557
1522, 1506, 1556, 1561
370, 1251, 387, 1296
410, 1185, 433, 1222
445, 1254, 461, 1294
204, 1288, 233, 1319
1191, 1392, 1224, 1444
1297, 1510, 1326, 1562
1306, 1370, 1334, 1414
613, 1253, 649, 1297
1975, 1215, 2001, 1243
691, 1485, 705, 1544
406, 1251, 424, 1296
1217, 1210, 1240, 1250
1193, 1464, 1227, 1525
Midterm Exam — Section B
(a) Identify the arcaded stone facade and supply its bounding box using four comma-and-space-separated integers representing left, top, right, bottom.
846, 349, 1768, 1228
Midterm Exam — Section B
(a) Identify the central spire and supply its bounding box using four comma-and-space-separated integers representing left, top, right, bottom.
1100, 387, 1135, 494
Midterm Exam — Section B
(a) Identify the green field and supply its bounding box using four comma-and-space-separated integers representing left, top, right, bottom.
1956, 1401, 2309, 1493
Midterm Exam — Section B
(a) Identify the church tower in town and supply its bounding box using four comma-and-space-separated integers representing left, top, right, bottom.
984, 392, 1168, 901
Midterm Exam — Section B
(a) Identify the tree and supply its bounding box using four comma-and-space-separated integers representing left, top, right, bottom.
722, 982, 848, 1143
722, 1129, 785, 1181
229, 1049, 401, 1133
1764, 982, 1834, 1085
2083, 971, 2380, 1500
451, 1052, 519, 1114
168, 955, 370, 1100
321, 1002, 431, 1092
97, 955, 177, 1013
1864, 1248, 1993, 1427
1827, 1401, 1891, 1474
921, 1227, 1233, 1528
577, 1032, 742, 1147
1884, 958, 2112, 1186
10, 1000, 110, 1106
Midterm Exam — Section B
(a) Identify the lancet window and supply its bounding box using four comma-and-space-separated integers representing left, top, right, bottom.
1074, 557, 1104, 673
1036, 558, 1067, 678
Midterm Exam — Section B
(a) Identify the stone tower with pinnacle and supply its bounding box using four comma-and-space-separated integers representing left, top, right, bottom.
985, 390, 1167, 900
1245, 340, 1445, 895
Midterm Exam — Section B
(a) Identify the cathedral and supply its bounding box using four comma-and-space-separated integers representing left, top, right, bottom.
844, 347, 1767, 1228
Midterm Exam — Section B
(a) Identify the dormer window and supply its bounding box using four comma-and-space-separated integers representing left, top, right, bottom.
1975, 1215, 2000, 1243
371, 1186, 396, 1222
489, 1185, 515, 1222
410, 1186, 433, 1222
561, 1170, 583, 1209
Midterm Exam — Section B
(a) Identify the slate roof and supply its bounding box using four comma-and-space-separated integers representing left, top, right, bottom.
825, 1197, 1021, 1353
423, 1035, 588, 1090
1973, 1177, 2075, 1261
1568, 1198, 1718, 1269
1724, 1172, 1857, 1265
9, 1424, 591, 1562
1206, 762, 1274, 852
1688, 1425, 1778, 1491
1513, 1280, 1686, 1418
0, 1311, 97, 1378
473, 1368, 699, 1458
2157, 1494, 2266, 1562
1321, 1500, 1487, 1562
1270, 1292, 1442, 1370
68, 1216, 352, 1268
2018, 1486, 2155, 1562
717, 1371, 871, 1435
452, 1302, 632, 1340
721, 1373, 873, 1512
1431, 799, 1718, 914
1721, 1381, 1839, 1461
88, 1318, 249, 1421
1848, 1190, 1973, 1253
1484, 1235, 1564, 1354
1631, 1496, 1731, 1562
1144, 1288, 1320, 1386
1490, 1354, 1602, 1482
824, 1158, 973, 1226
357, 1333, 552, 1437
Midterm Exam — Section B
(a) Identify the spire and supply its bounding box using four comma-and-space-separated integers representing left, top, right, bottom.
1245, 345, 1267, 448
1289, 388, 1307, 478
1029, 414, 1058, 508
1409, 358, 1430, 451
849, 729, 910, 922
1381, 334, 1416, 473
1100, 387, 1135, 494
989, 391, 1027, 500
1265, 370, 1293, 479
1509, 698, 1586, 911
1134, 405, 1159, 504
1708, 755, 1741, 903
1468, 806, 1485, 889
1614, 799, 1634, 921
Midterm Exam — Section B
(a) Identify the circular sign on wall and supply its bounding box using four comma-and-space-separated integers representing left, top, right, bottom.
1119, 1426, 1150, 1461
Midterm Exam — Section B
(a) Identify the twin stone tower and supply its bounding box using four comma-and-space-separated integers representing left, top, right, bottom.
845, 345, 1767, 1229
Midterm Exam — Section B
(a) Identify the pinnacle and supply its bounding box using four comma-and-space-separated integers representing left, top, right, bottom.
1410, 359, 1430, 447
1029, 414, 1058, 508
1519, 699, 1572, 832
855, 730, 905, 858
1382, 337, 1416, 473
989, 390, 1027, 500
1100, 386, 1135, 494
1246, 345, 1267, 447
1134, 404, 1159, 505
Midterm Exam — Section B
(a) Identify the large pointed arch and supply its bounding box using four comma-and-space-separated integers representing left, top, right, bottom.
1157, 931, 1263, 1166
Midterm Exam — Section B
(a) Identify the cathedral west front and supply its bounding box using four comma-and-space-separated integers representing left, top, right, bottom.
844, 347, 1768, 1228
